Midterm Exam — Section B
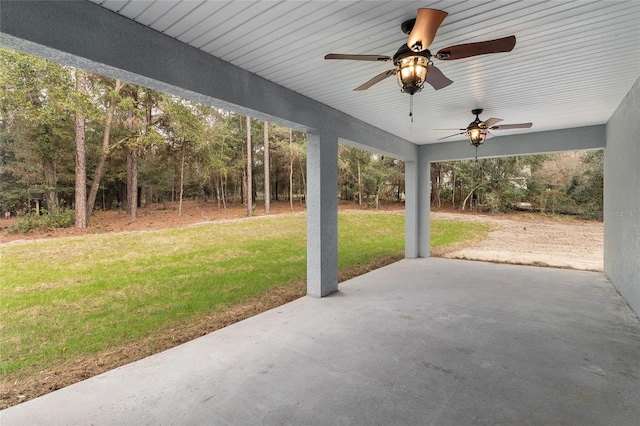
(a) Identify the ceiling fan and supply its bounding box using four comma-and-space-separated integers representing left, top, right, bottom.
324, 9, 516, 95
438, 109, 533, 147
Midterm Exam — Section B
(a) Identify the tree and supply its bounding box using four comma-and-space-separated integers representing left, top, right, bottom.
264, 121, 270, 213
289, 128, 294, 210
86, 78, 123, 218
121, 86, 164, 218
74, 69, 87, 228
246, 116, 252, 216
160, 97, 203, 216
0, 48, 75, 214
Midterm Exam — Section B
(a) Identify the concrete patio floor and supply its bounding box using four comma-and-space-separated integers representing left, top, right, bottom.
2, 258, 639, 425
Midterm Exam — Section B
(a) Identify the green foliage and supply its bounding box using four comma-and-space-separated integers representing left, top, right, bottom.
338, 145, 404, 205
526, 150, 603, 219
433, 151, 603, 219
7, 209, 74, 233
1, 47, 409, 214
0, 48, 77, 213
433, 157, 529, 213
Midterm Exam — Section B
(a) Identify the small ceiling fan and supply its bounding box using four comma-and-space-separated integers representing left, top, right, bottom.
438, 109, 533, 147
324, 8, 516, 95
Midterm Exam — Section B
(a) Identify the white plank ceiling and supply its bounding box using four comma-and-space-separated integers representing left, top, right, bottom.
89, 0, 640, 145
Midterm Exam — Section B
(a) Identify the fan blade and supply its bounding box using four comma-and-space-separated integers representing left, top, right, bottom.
424, 64, 453, 90
407, 8, 448, 52
490, 122, 533, 130
325, 54, 391, 62
436, 35, 516, 60
435, 128, 466, 131
354, 69, 396, 91
485, 131, 495, 140
482, 117, 503, 128
438, 132, 466, 141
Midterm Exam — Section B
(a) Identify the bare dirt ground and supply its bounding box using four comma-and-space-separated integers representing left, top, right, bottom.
0, 202, 603, 408
0, 200, 310, 244
431, 211, 604, 271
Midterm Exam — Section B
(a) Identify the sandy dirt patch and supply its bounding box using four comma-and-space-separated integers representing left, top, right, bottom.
432, 211, 603, 271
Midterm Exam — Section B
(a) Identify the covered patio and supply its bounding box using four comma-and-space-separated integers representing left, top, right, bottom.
1, 1, 639, 423
3, 258, 640, 424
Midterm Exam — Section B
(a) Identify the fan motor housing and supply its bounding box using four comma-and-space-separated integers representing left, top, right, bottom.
392, 44, 432, 64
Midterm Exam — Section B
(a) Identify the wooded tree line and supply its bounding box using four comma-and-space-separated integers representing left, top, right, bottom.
0, 48, 405, 228
1, 48, 602, 230
431, 150, 603, 219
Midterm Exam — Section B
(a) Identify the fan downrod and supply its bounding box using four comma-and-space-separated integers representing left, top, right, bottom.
401, 19, 416, 34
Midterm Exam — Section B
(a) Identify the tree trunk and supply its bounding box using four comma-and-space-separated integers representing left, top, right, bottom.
178, 149, 185, 217
126, 149, 138, 218
42, 156, 59, 214
289, 128, 294, 211
451, 173, 456, 208
240, 170, 245, 205
214, 175, 221, 210
263, 121, 270, 213
74, 70, 87, 228
221, 174, 227, 210
300, 169, 306, 204
357, 159, 362, 207
87, 79, 122, 218
246, 116, 253, 217
461, 183, 482, 212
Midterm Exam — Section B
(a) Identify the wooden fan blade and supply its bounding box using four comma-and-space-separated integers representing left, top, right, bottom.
425, 65, 453, 90
436, 35, 516, 60
482, 117, 503, 128
490, 122, 533, 130
407, 8, 448, 52
325, 54, 391, 62
438, 132, 466, 141
354, 69, 396, 91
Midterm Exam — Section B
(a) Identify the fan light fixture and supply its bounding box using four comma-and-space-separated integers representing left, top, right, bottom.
393, 44, 432, 96
392, 46, 433, 120
437, 109, 533, 158
396, 55, 429, 95
467, 109, 488, 147
324, 8, 518, 121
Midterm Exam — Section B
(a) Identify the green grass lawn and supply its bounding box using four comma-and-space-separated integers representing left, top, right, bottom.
0, 212, 488, 377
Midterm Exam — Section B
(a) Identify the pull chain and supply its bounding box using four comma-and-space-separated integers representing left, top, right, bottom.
475, 145, 478, 161
409, 94, 414, 122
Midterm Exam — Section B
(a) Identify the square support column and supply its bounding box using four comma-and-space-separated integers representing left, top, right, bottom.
306, 130, 339, 297
418, 147, 431, 257
405, 148, 431, 258
404, 161, 419, 258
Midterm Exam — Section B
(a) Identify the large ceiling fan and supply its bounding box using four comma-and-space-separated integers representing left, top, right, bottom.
438, 109, 533, 147
324, 9, 516, 95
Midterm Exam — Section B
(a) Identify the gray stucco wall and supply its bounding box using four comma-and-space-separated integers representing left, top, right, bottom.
604, 77, 640, 316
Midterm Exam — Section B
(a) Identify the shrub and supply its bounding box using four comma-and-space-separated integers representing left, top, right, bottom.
8, 209, 74, 233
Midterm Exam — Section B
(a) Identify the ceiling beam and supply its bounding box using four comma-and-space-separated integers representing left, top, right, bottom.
422, 125, 605, 162
0, 0, 416, 160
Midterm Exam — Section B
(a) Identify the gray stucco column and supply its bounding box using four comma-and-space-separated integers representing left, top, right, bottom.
404, 161, 419, 258
306, 130, 339, 297
418, 146, 431, 257
404, 148, 431, 258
